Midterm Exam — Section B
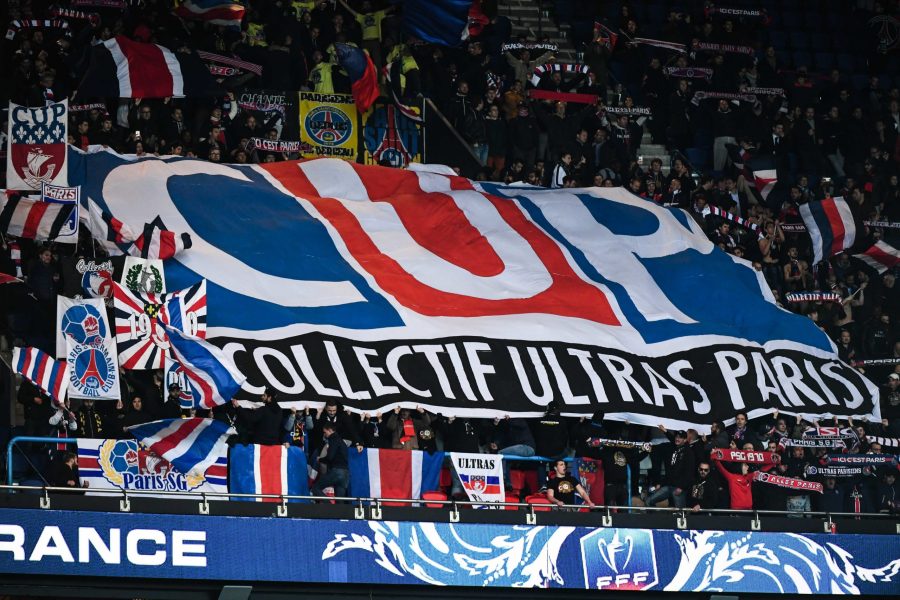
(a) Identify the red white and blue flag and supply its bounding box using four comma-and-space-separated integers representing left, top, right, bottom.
174, 0, 245, 30
125, 417, 232, 477
450, 452, 504, 502
13, 346, 69, 403
800, 196, 857, 264
162, 323, 246, 408
349, 449, 444, 499
229, 444, 309, 502
82, 197, 192, 260
853, 241, 900, 274
1, 191, 76, 241
334, 43, 379, 113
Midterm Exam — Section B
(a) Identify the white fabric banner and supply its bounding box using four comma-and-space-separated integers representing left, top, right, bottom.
121, 256, 166, 293
58, 296, 121, 399
450, 452, 505, 503
6, 100, 68, 191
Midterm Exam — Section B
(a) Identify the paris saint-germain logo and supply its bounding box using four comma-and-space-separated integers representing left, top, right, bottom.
68, 343, 117, 398
305, 105, 352, 147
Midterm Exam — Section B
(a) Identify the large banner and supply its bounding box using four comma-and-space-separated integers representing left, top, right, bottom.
361, 100, 423, 167
298, 92, 358, 160
57, 297, 121, 400
69, 150, 878, 428
1, 509, 899, 594
6, 100, 68, 191
234, 90, 299, 141
77, 438, 227, 496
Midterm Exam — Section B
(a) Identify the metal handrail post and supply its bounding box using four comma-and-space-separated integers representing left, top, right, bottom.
7, 436, 78, 485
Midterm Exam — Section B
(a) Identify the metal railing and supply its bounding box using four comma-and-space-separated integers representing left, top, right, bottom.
6, 436, 78, 485
3, 483, 897, 533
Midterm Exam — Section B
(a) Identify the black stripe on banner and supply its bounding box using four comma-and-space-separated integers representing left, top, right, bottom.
0, 194, 21, 233
77, 44, 123, 99
47, 205, 75, 240
177, 51, 223, 97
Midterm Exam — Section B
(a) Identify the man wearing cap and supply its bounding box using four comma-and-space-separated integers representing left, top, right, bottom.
645, 425, 695, 508
162, 383, 185, 419
233, 388, 286, 445
312, 422, 350, 500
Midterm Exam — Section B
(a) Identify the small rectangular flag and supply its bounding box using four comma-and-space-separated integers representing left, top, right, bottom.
752, 169, 778, 200
349, 448, 444, 499
0, 191, 76, 240
125, 417, 232, 477
799, 196, 857, 264
162, 323, 246, 408
78, 36, 222, 98
40, 182, 79, 243
450, 452, 504, 503
81, 198, 192, 260
334, 43, 379, 113
59, 296, 122, 400
174, 0, 245, 30
6, 100, 68, 191
853, 241, 900, 274
229, 444, 309, 502
13, 346, 69, 403
401, 0, 475, 46
122, 256, 166, 294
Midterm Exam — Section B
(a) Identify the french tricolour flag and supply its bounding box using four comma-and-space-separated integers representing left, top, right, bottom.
854, 241, 900, 274
125, 418, 232, 477
799, 196, 857, 265
78, 35, 221, 98
13, 347, 68, 403
229, 444, 309, 502
174, 0, 245, 29
162, 323, 246, 408
348, 448, 444, 499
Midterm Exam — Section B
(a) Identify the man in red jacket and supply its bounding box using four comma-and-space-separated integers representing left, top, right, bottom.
713, 453, 775, 510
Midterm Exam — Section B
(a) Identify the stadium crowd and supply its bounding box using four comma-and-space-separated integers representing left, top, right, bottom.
1, 0, 900, 511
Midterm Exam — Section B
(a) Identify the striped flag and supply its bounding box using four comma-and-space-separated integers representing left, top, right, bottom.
82, 198, 192, 260
752, 169, 778, 201
77, 35, 222, 98
13, 347, 69, 403
799, 196, 857, 264
229, 444, 309, 502
0, 273, 23, 284
162, 323, 246, 408
0, 191, 76, 240
125, 418, 233, 477
854, 240, 900, 274
348, 448, 444, 499
174, 0, 245, 29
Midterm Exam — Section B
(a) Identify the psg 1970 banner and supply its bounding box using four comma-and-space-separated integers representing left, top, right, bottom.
67, 149, 879, 429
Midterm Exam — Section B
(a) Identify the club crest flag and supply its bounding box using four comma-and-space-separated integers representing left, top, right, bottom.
165, 355, 198, 411
362, 100, 423, 167
299, 92, 358, 160
122, 256, 166, 294
6, 100, 68, 191
113, 279, 207, 369
450, 452, 505, 503
40, 182, 79, 243
58, 297, 121, 399
69, 149, 879, 429
78, 436, 227, 497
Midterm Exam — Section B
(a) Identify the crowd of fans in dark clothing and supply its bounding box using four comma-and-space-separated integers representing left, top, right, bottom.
2, 0, 900, 510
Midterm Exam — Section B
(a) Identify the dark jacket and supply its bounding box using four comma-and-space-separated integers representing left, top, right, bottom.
664, 443, 696, 490
241, 401, 285, 445
439, 417, 483, 453
689, 475, 719, 509
319, 431, 349, 470
534, 414, 569, 457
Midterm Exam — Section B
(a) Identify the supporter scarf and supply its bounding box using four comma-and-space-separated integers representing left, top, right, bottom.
693, 41, 755, 56
852, 358, 900, 367
805, 465, 869, 477
707, 206, 763, 237
753, 471, 823, 493
501, 42, 558, 53
69, 102, 107, 113
804, 426, 858, 441
779, 221, 900, 232
779, 437, 846, 449
705, 6, 770, 23
691, 91, 757, 105
632, 37, 686, 53
826, 454, 898, 467
530, 63, 590, 87
6, 19, 70, 40
70, 0, 141, 7
588, 437, 651, 451
604, 105, 652, 116
867, 436, 900, 448
250, 138, 308, 153
745, 86, 785, 96
49, 6, 100, 25
663, 66, 713, 80
197, 50, 263, 77
209, 65, 238, 77
779, 223, 807, 233
400, 419, 416, 444
711, 448, 781, 464
784, 292, 842, 304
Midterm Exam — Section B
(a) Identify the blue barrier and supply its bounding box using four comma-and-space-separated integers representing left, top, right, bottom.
6, 437, 77, 485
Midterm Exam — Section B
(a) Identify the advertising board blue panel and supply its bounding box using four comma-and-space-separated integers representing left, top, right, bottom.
0, 508, 898, 594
